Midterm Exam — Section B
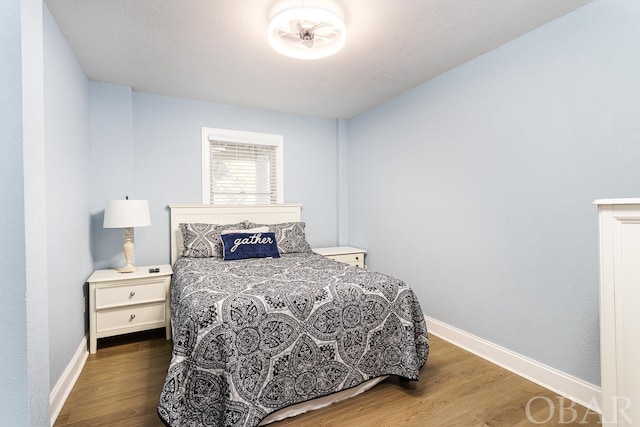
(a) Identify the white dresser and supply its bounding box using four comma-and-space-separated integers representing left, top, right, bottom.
595, 199, 640, 426
87, 264, 172, 353
313, 246, 366, 269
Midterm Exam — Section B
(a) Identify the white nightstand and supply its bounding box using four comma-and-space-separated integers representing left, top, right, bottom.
87, 264, 173, 354
313, 246, 366, 269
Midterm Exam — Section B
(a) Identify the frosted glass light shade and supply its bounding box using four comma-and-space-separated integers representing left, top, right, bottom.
268, 7, 346, 60
103, 199, 151, 228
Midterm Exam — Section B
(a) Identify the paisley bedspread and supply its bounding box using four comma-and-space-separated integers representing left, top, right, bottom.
158, 253, 429, 427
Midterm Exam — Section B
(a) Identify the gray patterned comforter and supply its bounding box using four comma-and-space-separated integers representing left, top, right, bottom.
158, 253, 429, 427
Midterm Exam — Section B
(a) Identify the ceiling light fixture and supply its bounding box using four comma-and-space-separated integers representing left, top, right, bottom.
268, 6, 346, 60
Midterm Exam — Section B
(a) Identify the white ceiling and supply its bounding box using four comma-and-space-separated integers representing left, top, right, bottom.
45, 0, 593, 119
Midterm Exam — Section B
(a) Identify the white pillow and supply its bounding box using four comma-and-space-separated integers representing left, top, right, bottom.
220, 226, 270, 235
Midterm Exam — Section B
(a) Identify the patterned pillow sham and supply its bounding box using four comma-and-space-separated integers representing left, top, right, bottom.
221, 232, 280, 260
179, 222, 247, 258
246, 221, 312, 254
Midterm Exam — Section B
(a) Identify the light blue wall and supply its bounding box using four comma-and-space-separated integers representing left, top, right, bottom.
44, 4, 92, 389
0, 0, 29, 423
90, 90, 340, 268
0, 3, 95, 420
1, 0, 52, 424
347, 0, 640, 386
337, 118, 349, 245
89, 82, 135, 270
22, 0, 50, 420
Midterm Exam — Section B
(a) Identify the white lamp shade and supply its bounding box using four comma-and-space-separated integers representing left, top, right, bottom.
103, 199, 151, 228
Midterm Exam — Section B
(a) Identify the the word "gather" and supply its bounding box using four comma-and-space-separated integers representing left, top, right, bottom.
230, 233, 274, 252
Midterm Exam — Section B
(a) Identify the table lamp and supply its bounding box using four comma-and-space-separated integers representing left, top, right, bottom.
103, 197, 151, 273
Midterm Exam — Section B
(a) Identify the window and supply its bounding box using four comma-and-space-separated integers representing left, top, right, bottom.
202, 127, 283, 204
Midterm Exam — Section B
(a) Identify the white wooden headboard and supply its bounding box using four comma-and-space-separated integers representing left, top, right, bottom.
169, 204, 302, 265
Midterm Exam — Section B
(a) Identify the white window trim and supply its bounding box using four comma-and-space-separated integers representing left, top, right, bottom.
201, 127, 284, 204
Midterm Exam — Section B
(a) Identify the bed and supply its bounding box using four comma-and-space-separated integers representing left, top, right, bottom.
158, 204, 429, 426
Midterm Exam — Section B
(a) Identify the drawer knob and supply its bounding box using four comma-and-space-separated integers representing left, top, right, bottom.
355, 256, 359, 260
129, 291, 136, 297
129, 314, 136, 320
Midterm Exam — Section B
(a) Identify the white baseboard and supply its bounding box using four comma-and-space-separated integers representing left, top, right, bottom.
425, 316, 602, 413
50, 336, 88, 426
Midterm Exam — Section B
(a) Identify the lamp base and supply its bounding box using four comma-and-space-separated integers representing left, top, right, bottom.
119, 227, 138, 273
118, 264, 138, 273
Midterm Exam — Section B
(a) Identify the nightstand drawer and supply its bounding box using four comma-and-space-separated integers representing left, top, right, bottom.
326, 253, 365, 268
96, 303, 166, 333
95, 280, 166, 309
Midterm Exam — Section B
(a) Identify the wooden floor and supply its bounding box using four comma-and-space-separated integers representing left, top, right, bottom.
55, 330, 601, 426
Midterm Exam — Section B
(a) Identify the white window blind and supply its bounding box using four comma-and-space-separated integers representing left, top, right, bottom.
209, 141, 279, 204
202, 127, 283, 204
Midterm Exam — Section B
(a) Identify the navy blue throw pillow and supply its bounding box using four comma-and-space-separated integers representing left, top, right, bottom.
221, 232, 280, 260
